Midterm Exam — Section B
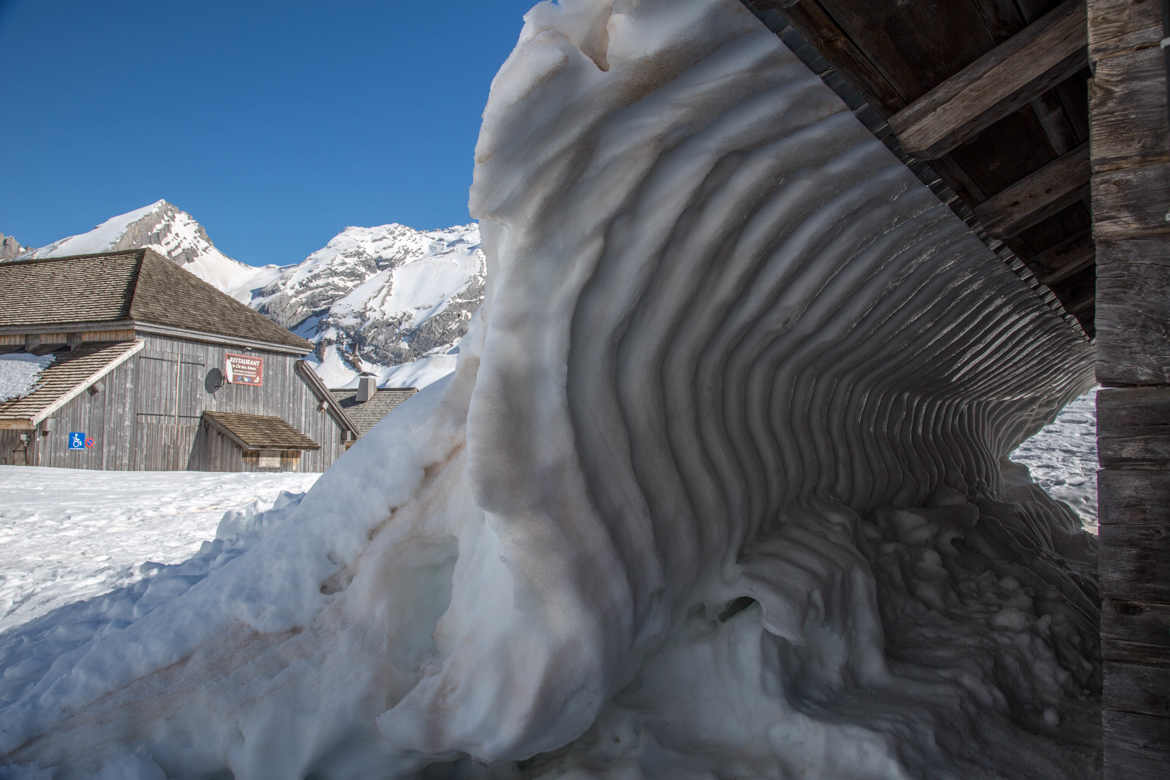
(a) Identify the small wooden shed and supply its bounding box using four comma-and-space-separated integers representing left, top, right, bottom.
0, 249, 360, 471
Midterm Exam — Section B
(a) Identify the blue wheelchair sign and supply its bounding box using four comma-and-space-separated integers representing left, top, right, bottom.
68, 432, 86, 450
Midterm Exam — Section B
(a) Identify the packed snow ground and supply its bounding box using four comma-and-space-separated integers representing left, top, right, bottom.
0, 468, 319, 633
1009, 388, 1098, 533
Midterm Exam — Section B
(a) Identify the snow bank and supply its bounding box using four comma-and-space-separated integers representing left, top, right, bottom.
0, 1, 1098, 777
0, 353, 53, 402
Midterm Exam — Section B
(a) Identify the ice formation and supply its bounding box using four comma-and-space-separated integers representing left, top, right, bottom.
0, 0, 1099, 777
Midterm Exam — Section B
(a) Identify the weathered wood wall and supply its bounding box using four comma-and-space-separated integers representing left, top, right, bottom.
32, 334, 349, 472
1088, 0, 1170, 776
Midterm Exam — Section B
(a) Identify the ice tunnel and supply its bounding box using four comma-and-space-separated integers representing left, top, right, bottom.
0, 0, 1100, 778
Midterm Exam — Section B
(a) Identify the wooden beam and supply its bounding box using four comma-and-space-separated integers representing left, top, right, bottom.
1104, 710, 1170, 778
1102, 595, 1170, 665
888, 0, 1087, 158
1093, 160, 1170, 240
1066, 294, 1094, 315
973, 142, 1090, 238
1099, 469, 1170, 604
1091, 45, 1170, 172
1037, 239, 1095, 286
1098, 387, 1170, 467
1087, 0, 1164, 61
1096, 238, 1170, 386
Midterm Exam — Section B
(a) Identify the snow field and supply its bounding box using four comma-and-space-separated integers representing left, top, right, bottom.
0, 467, 319, 633
1009, 388, 1098, 533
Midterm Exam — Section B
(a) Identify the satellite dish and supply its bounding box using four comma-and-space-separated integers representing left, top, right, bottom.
206, 367, 225, 392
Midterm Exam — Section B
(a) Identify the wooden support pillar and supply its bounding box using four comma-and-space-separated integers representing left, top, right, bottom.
1089, 0, 1170, 777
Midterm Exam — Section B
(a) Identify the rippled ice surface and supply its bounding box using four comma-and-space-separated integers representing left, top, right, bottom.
1011, 388, 1098, 533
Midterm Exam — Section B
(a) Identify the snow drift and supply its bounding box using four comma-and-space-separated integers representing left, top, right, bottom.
0, 0, 1098, 777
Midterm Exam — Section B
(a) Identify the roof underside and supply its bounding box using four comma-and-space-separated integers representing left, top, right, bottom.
743, 0, 1095, 336
0, 249, 312, 350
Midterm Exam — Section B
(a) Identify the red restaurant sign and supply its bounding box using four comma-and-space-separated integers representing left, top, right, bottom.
225, 353, 264, 387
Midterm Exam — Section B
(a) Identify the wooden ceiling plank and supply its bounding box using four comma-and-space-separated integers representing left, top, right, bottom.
1040, 250, 1095, 287
973, 141, 1090, 238
888, 0, 1087, 159
1036, 235, 1096, 285
774, 1, 905, 109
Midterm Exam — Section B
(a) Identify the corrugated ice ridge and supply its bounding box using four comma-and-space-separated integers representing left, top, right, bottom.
461, 0, 1093, 741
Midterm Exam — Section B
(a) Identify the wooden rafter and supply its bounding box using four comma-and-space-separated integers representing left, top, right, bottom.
888, 0, 1087, 158
1032, 232, 1095, 285
973, 142, 1090, 238
1039, 245, 1095, 286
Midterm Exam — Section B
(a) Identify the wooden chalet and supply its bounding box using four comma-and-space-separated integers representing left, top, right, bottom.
0, 249, 360, 471
740, 0, 1168, 775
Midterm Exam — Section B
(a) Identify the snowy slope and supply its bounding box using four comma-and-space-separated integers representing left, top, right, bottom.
15, 202, 485, 389
19, 200, 281, 301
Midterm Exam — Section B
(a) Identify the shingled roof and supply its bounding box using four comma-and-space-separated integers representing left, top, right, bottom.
201, 411, 320, 451
0, 249, 311, 351
0, 341, 144, 428
329, 387, 418, 438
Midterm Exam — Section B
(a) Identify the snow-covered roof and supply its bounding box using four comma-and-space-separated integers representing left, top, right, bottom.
0, 353, 54, 403
0, 342, 144, 429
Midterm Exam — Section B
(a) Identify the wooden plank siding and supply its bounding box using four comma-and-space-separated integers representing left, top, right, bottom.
26, 333, 348, 472
1088, 0, 1170, 775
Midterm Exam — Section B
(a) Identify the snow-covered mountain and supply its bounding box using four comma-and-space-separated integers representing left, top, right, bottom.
17, 200, 279, 300
251, 222, 484, 389
14, 201, 485, 389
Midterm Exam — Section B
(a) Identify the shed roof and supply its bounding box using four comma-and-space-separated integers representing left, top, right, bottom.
0, 249, 312, 351
201, 411, 320, 451
329, 387, 418, 438
0, 341, 145, 429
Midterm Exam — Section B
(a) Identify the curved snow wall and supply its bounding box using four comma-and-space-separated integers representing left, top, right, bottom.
468, 0, 1092, 626
0, 0, 1096, 776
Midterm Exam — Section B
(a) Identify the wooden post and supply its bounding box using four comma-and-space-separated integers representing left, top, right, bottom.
1089, 0, 1170, 776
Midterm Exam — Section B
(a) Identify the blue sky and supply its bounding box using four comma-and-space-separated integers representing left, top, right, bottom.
0, 0, 536, 267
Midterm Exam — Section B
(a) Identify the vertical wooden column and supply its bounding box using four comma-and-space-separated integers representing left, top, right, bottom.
1088, 0, 1170, 776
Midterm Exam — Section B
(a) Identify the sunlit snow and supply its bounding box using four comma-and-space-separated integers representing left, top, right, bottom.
0, 353, 54, 402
